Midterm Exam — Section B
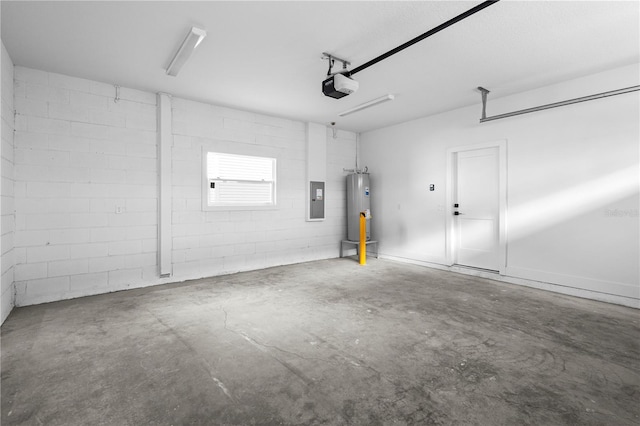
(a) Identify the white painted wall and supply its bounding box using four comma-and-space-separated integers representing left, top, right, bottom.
306, 122, 328, 221
1, 42, 16, 323
11, 67, 356, 306
12, 67, 158, 305
170, 98, 355, 280
361, 63, 639, 307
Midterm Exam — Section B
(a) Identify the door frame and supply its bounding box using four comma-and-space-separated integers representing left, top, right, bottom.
445, 140, 507, 274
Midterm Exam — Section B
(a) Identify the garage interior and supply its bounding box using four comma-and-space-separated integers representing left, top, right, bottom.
1, 1, 639, 425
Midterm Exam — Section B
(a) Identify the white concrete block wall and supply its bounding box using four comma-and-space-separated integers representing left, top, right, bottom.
326, 128, 356, 229
171, 98, 356, 280
1, 43, 16, 323
10, 66, 357, 306
13, 67, 159, 305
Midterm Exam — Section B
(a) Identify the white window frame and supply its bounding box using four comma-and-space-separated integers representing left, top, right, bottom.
202, 150, 277, 211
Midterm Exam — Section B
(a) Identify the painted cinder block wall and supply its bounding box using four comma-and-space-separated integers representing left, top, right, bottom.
360, 63, 640, 307
10, 66, 356, 307
12, 67, 160, 306
1, 42, 16, 323
169, 98, 354, 280
6, 60, 637, 313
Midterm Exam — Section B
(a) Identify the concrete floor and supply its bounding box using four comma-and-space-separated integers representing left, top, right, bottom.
1, 258, 639, 425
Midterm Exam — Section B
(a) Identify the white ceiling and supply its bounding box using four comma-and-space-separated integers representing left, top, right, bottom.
1, 1, 639, 133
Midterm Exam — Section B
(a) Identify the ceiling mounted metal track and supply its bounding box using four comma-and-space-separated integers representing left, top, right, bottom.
350, 1, 500, 76
478, 85, 640, 123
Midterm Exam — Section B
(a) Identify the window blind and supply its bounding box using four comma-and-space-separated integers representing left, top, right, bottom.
206, 152, 276, 206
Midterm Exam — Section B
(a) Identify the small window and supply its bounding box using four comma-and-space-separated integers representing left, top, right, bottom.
205, 152, 276, 207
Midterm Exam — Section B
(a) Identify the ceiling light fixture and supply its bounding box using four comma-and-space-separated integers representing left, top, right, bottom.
338, 94, 395, 117
166, 27, 207, 77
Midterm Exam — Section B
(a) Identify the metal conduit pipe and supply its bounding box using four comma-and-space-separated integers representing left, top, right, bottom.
479, 85, 640, 123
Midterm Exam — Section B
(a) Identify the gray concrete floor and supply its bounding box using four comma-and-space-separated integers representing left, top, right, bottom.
1, 258, 639, 425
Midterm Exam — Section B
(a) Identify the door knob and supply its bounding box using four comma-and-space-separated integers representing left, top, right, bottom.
454, 211, 463, 215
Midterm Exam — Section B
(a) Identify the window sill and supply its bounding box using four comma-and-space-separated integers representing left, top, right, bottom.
202, 204, 278, 212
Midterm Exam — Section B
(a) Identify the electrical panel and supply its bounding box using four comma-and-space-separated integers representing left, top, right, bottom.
310, 181, 325, 219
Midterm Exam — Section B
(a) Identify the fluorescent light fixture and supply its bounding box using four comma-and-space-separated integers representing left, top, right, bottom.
338, 94, 395, 117
166, 27, 207, 77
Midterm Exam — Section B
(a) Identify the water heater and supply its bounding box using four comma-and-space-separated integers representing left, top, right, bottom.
346, 173, 371, 241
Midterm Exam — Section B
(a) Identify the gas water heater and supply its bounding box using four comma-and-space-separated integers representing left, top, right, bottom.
346, 172, 371, 241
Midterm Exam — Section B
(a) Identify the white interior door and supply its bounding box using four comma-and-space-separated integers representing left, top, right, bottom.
454, 147, 499, 271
